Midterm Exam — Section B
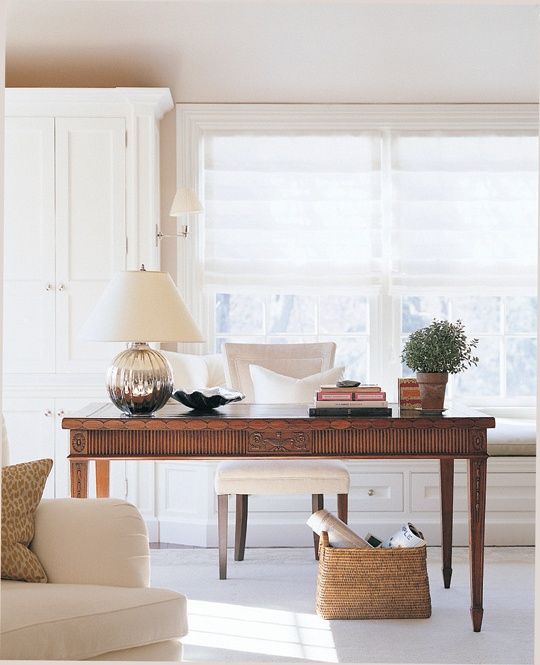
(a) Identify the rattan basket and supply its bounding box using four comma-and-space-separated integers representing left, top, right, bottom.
316, 531, 431, 620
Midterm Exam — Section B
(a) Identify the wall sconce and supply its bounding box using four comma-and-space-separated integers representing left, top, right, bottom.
156, 186, 203, 243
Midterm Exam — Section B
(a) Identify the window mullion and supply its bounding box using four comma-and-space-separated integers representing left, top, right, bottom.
500, 298, 507, 399
378, 129, 400, 395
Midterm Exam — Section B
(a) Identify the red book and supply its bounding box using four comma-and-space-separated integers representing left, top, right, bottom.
317, 391, 353, 401
353, 392, 386, 401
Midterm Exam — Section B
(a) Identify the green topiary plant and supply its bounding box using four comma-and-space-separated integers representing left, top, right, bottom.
401, 319, 479, 374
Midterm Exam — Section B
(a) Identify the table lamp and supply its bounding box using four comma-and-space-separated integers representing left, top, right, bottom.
80, 265, 204, 416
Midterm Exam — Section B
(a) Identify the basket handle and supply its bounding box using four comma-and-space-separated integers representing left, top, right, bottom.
319, 531, 330, 562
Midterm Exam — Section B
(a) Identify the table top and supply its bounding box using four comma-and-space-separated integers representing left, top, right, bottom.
62, 402, 496, 430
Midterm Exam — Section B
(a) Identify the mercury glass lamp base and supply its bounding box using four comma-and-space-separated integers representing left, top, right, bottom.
106, 342, 174, 416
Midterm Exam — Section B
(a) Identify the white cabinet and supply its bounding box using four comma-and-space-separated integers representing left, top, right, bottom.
349, 472, 403, 512
3, 88, 173, 499
4, 118, 55, 374
55, 117, 127, 374
159, 458, 535, 548
3, 398, 56, 497
4, 116, 127, 376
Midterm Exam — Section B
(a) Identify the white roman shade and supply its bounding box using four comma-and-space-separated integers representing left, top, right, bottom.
390, 131, 538, 293
203, 132, 384, 290
198, 111, 537, 298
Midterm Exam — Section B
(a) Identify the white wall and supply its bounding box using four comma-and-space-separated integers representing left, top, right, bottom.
6, 1, 540, 279
7, 2, 539, 102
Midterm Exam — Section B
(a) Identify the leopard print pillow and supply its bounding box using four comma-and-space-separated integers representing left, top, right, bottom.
1, 458, 53, 582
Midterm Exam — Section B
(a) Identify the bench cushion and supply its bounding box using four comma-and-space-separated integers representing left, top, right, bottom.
0, 580, 187, 660
488, 418, 536, 456
215, 459, 350, 495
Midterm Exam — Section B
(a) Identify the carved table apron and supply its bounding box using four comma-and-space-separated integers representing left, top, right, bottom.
62, 402, 495, 632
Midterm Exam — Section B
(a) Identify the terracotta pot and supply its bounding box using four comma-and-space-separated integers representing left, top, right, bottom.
416, 372, 448, 411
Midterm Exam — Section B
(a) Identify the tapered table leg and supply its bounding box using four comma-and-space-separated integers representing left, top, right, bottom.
218, 495, 228, 580
96, 460, 110, 498
440, 459, 454, 588
235, 494, 248, 561
468, 457, 487, 632
70, 460, 88, 498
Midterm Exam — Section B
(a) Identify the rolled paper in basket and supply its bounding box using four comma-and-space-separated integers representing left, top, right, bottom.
384, 522, 427, 548
307, 509, 371, 549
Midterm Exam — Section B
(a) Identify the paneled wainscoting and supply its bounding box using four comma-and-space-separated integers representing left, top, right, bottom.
128, 458, 535, 547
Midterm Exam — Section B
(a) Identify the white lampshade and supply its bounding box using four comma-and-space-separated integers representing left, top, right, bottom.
80, 269, 204, 343
169, 186, 203, 216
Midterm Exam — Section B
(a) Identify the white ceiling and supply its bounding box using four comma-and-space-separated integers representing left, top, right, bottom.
6, 1, 540, 102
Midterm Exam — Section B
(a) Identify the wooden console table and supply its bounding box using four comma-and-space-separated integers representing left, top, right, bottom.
62, 402, 495, 632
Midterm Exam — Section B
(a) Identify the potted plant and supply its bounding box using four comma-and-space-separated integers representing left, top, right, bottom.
401, 319, 479, 412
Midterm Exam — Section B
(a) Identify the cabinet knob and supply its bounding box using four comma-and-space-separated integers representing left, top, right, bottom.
44, 409, 52, 417
57, 283, 65, 292
367, 489, 375, 496
57, 410, 65, 417
45, 283, 54, 291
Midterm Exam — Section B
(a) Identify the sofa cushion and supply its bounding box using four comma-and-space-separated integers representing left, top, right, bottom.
91, 639, 183, 661
32, 498, 150, 588
162, 351, 227, 391
487, 418, 536, 456
249, 364, 344, 404
1, 459, 53, 583
0, 580, 188, 660
206, 353, 227, 386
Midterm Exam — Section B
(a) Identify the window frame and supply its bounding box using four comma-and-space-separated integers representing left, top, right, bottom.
175, 103, 538, 407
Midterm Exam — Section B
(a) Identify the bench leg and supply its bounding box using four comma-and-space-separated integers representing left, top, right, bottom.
312, 494, 324, 560
235, 494, 248, 561
218, 494, 228, 580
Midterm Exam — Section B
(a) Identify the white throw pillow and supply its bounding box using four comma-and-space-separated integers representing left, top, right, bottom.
249, 364, 344, 404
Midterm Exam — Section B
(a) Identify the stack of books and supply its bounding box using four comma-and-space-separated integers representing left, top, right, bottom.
309, 384, 392, 417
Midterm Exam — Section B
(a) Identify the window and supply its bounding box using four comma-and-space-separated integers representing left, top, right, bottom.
215, 293, 370, 377
178, 105, 538, 405
401, 296, 537, 401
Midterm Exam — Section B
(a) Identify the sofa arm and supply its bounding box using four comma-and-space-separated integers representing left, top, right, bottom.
31, 498, 150, 587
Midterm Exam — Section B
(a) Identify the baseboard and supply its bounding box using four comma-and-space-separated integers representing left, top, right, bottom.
158, 518, 215, 547
147, 513, 535, 547
143, 516, 160, 543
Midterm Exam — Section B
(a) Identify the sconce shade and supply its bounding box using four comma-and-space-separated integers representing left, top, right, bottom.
79, 269, 204, 343
169, 186, 203, 216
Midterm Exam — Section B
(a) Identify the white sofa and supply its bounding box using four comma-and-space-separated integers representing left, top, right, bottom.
0, 497, 188, 661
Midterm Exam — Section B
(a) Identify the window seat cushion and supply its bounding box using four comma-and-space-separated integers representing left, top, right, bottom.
487, 418, 536, 457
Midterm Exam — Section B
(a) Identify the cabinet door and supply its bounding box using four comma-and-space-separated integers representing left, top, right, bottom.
3, 399, 56, 498
3, 118, 55, 373
55, 118, 126, 374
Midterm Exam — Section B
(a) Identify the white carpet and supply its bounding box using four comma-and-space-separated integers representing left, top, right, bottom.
150, 546, 533, 664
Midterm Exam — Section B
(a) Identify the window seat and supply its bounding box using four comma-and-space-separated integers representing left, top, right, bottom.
487, 418, 536, 457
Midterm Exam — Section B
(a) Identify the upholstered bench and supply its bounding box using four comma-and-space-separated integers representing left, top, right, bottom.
215, 459, 350, 579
